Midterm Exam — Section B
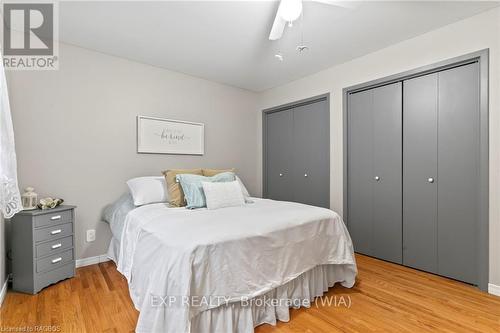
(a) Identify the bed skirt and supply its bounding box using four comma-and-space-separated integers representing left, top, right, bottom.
189, 263, 355, 332
108, 237, 356, 333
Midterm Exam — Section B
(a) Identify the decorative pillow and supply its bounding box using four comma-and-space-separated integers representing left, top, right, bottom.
126, 176, 168, 206
177, 172, 235, 209
235, 176, 251, 200
202, 181, 246, 210
162, 168, 203, 207
202, 169, 251, 200
202, 168, 235, 177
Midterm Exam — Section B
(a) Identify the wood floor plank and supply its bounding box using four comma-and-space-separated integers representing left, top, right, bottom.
0, 254, 498, 332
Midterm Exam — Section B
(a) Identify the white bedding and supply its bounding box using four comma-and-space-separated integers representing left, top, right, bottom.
116, 198, 357, 333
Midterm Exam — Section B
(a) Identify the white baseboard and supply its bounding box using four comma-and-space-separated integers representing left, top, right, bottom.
75, 254, 110, 268
488, 283, 500, 296
0, 276, 8, 308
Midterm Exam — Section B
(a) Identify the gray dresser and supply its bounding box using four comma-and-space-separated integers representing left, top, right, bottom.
11, 205, 76, 294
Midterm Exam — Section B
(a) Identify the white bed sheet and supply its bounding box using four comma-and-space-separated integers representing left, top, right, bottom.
116, 198, 357, 333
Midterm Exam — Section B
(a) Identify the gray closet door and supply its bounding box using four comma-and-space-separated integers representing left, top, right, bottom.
292, 100, 330, 208
266, 109, 294, 202
402, 63, 479, 285
348, 83, 402, 263
437, 63, 479, 284
403, 73, 439, 273
372, 83, 403, 263
347, 90, 373, 255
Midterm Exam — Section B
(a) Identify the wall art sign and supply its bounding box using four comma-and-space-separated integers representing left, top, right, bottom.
137, 116, 204, 155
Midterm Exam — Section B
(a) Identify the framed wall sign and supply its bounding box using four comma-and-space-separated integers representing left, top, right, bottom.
137, 116, 205, 155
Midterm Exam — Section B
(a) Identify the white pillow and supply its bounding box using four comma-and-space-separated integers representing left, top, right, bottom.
202, 181, 245, 210
236, 176, 250, 197
126, 176, 168, 206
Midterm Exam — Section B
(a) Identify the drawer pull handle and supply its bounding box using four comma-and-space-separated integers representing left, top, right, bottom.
50, 229, 62, 235
51, 257, 62, 264
51, 215, 62, 220
51, 243, 62, 249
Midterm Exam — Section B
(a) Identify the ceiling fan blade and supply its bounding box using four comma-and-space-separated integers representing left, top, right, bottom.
269, 15, 286, 40
311, 0, 360, 10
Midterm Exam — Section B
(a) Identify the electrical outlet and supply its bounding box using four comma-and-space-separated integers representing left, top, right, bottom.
86, 229, 96, 242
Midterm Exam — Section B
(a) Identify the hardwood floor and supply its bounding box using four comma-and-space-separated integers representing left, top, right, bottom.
1, 254, 499, 332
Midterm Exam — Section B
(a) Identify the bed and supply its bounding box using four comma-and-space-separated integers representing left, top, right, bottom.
103, 194, 357, 333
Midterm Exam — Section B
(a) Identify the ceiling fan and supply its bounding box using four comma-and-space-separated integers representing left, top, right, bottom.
269, 0, 359, 41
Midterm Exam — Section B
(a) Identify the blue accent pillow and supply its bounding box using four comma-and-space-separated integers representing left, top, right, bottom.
176, 172, 235, 209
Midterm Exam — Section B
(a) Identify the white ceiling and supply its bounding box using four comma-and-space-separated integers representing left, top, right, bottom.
59, 1, 499, 91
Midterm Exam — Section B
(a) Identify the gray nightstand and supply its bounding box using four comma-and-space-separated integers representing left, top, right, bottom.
11, 205, 76, 294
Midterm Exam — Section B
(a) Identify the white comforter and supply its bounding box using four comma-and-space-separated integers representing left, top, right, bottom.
117, 198, 357, 333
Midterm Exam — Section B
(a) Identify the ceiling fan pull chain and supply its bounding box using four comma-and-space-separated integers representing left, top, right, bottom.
297, 9, 309, 53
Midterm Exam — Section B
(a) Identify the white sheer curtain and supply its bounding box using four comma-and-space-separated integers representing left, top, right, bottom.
0, 52, 21, 218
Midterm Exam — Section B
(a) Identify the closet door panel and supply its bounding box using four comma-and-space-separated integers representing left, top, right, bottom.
292, 100, 330, 208
266, 110, 294, 202
437, 63, 479, 284
403, 74, 438, 273
347, 90, 373, 255
372, 83, 403, 263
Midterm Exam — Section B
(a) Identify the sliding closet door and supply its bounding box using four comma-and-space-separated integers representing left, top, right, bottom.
266, 109, 294, 202
437, 63, 479, 284
403, 74, 438, 273
348, 83, 402, 263
292, 100, 330, 208
372, 83, 403, 263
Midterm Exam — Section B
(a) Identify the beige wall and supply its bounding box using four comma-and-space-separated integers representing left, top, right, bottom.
7, 43, 258, 260
258, 7, 500, 286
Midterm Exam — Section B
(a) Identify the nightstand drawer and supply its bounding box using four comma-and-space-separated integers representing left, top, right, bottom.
34, 210, 73, 228
36, 236, 73, 258
34, 262, 75, 294
35, 223, 73, 243
36, 249, 74, 273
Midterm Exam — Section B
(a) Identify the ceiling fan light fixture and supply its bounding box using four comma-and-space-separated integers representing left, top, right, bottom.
297, 45, 309, 53
278, 0, 303, 23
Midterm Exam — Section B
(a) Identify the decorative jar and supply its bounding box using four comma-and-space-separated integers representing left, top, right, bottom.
21, 187, 38, 210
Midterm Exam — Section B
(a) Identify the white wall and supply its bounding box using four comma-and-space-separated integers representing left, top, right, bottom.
6, 43, 258, 259
258, 7, 500, 285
